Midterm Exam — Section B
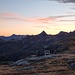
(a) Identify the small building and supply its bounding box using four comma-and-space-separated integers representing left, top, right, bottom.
37, 50, 50, 56
44, 50, 50, 56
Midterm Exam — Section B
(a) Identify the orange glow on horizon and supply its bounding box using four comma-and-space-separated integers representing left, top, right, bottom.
0, 13, 75, 36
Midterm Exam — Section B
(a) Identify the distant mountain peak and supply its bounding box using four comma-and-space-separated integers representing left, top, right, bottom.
11, 34, 17, 36
58, 31, 68, 35
42, 30, 46, 33
38, 31, 47, 36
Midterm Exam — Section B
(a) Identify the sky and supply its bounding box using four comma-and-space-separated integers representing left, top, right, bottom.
0, 0, 75, 36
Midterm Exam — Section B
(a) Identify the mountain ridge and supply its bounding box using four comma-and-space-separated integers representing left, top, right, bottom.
0, 30, 75, 61
0, 30, 75, 41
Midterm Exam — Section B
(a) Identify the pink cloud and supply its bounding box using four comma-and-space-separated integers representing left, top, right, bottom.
15, 17, 56, 24
0, 12, 75, 24
0, 13, 56, 24
35, 17, 55, 23
0, 13, 19, 17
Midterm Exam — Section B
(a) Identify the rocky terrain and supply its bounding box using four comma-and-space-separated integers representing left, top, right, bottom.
0, 31, 75, 75
0, 54, 75, 75
0, 31, 71, 61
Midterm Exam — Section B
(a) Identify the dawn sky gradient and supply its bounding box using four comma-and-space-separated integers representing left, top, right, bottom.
0, 0, 75, 36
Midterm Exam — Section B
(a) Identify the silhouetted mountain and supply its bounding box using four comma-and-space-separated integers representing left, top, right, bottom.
38, 31, 48, 36
56, 31, 69, 40
0, 34, 26, 41
58, 31, 68, 35
0, 30, 75, 61
0, 38, 5, 43
69, 30, 75, 37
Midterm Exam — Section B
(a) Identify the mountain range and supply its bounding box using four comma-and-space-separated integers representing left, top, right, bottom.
0, 34, 26, 41
0, 30, 75, 61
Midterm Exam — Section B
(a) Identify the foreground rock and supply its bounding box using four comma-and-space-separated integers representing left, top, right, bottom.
12, 59, 30, 66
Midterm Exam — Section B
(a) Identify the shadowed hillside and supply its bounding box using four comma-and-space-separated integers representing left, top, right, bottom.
0, 31, 75, 61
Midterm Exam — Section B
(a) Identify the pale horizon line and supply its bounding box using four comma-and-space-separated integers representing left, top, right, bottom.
0, 30, 75, 37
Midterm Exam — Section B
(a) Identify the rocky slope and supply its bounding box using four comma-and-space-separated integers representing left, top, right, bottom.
0, 31, 75, 61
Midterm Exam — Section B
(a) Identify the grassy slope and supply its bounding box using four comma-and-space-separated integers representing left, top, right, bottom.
0, 36, 75, 75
